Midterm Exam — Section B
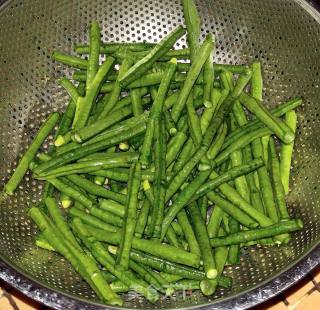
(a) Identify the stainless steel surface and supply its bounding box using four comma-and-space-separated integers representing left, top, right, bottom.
0, 0, 319, 309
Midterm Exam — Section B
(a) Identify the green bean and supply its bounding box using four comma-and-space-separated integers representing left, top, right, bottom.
223, 98, 302, 150
203, 46, 214, 107
153, 117, 167, 238
91, 168, 156, 182
198, 195, 208, 221
114, 48, 190, 62
52, 51, 88, 69
84, 225, 200, 268
74, 42, 157, 54
29, 208, 122, 305
210, 219, 303, 247
161, 169, 212, 240
251, 62, 263, 101
261, 135, 270, 165
269, 138, 289, 220
165, 226, 183, 248
188, 202, 217, 279
207, 122, 227, 160
4, 113, 59, 195
99, 199, 125, 218
181, 0, 200, 61
201, 88, 222, 134
177, 209, 201, 255
207, 206, 224, 238
112, 247, 204, 280
36, 233, 56, 251
165, 132, 187, 168
135, 198, 150, 238
229, 118, 250, 202
73, 109, 149, 143
78, 150, 137, 162
83, 115, 148, 147
89, 205, 124, 227
210, 169, 274, 227
162, 62, 246, 74
99, 58, 133, 119
140, 59, 177, 168
73, 70, 118, 82
130, 88, 143, 116
86, 21, 101, 92
213, 64, 247, 73
72, 56, 115, 130
126, 71, 186, 89
164, 110, 177, 136
69, 207, 119, 232
227, 217, 240, 265
117, 162, 141, 270
252, 138, 278, 222
173, 138, 195, 173
200, 278, 218, 296
214, 233, 229, 286
35, 153, 138, 178
71, 218, 159, 303
139, 118, 155, 168
119, 26, 185, 86
239, 93, 294, 144
186, 92, 202, 146
171, 34, 214, 122
220, 70, 233, 90
280, 111, 297, 194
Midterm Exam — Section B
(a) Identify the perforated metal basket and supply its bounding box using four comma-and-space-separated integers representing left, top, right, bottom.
0, 0, 320, 309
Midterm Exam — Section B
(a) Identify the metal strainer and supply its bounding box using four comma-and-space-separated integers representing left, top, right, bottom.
0, 0, 320, 309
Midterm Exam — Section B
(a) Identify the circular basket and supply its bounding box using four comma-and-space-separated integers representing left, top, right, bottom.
0, 0, 319, 309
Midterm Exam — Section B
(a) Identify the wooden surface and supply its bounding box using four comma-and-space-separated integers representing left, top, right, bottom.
0, 265, 319, 310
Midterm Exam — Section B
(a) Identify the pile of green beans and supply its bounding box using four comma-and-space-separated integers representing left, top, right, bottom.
2, 0, 304, 306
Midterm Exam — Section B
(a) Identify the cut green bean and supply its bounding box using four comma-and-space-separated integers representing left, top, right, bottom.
171, 34, 214, 122
177, 209, 201, 256
4, 113, 59, 195
280, 111, 297, 194
210, 219, 303, 246
73, 56, 115, 130
52, 51, 88, 69
239, 93, 294, 144
269, 138, 289, 220
188, 202, 217, 279
117, 162, 141, 270
86, 21, 101, 92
